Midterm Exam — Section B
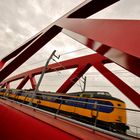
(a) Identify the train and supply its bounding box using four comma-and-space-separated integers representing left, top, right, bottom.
0, 88, 129, 133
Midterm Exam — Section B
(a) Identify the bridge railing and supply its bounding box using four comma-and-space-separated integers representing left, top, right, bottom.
0, 95, 137, 140
35, 94, 140, 138
0, 89, 140, 139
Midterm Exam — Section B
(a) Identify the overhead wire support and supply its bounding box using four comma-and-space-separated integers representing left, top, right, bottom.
76, 75, 87, 92
29, 50, 60, 105
82, 76, 87, 92
51, 58, 85, 89
79, 76, 87, 92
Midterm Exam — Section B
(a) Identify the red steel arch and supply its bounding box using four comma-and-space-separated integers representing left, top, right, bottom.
0, 0, 140, 108
1, 54, 140, 108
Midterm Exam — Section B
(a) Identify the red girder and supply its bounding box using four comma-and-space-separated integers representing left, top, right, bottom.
0, 0, 140, 108
1, 54, 140, 108
16, 76, 29, 89
57, 64, 91, 93
29, 76, 37, 89
1, 54, 108, 87
0, 0, 120, 82
92, 63, 140, 108
61, 19, 140, 77
0, 26, 62, 81
60, 19, 140, 58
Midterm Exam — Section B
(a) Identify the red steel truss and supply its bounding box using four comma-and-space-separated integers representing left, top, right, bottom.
0, 0, 140, 108
1, 54, 140, 108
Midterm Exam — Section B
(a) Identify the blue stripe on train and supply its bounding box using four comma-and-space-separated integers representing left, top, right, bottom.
63, 97, 114, 113
87, 99, 114, 113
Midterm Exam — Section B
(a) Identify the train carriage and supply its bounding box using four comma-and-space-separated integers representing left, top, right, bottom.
1, 89, 129, 133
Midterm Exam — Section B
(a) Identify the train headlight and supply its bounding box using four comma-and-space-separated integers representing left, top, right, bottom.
116, 116, 122, 123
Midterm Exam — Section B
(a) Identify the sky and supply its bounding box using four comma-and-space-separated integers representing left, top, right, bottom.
0, 0, 140, 114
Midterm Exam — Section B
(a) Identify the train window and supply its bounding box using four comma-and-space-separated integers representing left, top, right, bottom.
36, 95, 43, 100
86, 99, 114, 113
67, 93, 80, 96
15, 91, 23, 96
27, 93, 33, 98
8, 90, 13, 94
96, 92, 111, 96
86, 99, 97, 109
64, 97, 78, 106
49, 96, 58, 102
62, 98, 67, 104
75, 98, 87, 108
97, 92, 105, 95
42, 95, 48, 100
21, 92, 28, 96
44, 95, 52, 101
54, 96, 62, 103
80, 93, 91, 98
97, 100, 114, 113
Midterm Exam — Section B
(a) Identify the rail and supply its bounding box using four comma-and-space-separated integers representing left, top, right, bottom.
0, 95, 138, 140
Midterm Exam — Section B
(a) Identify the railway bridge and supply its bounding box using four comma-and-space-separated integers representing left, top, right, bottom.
0, 0, 140, 139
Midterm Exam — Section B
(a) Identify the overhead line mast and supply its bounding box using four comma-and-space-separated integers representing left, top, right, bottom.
29, 50, 60, 104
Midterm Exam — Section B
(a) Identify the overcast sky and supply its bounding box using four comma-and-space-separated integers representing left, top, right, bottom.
0, 0, 140, 112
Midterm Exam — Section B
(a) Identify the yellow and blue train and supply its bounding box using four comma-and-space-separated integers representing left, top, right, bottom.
0, 88, 129, 133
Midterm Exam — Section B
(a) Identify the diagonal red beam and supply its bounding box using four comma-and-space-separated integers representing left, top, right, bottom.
0, 26, 61, 82
15, 75, 37, 90
67, 0, 120, 18
0, 0, 119, 82
0, 0, 119, 65
16, 76, 29, 89
57, 64, 91, 93
29, 76, 37, 89
61, 19, 140, 77
59, 19, 140, 58
1, 54, 108, 85
1, 53, 139, 108
0, 34, 42, 66
92, 63, 140, 108
5, 82, 10, 90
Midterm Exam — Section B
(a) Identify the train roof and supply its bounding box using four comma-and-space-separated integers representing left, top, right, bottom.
67, 91, 111, 96
7, 89, 124, 103
67, 91, 124, 103
32, 90, 124, 103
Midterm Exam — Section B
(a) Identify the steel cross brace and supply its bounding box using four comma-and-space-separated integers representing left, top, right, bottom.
0, 0, 140, 107
0, 0, 121, 81
1, 54, 140, 108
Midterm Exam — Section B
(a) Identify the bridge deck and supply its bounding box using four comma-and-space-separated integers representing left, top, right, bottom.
0, 99, 118, 140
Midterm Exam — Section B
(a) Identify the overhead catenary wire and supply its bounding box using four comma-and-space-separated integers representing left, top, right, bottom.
13, 47, 139, 77
17, 48, 89, 70
59, 48, 88, 56
51, 58, 85, 90
8, 47, 139, 90
17, 61, 138, 78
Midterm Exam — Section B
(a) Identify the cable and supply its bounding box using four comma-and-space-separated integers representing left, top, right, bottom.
59, 48, 88, 56
13, 46, 138, 78
51, 58, 86, 90
13, 48, 89, 71
19, 64, 138, 77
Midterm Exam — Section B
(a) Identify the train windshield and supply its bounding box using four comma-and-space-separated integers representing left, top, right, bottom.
67, 91, 112, 98
96, 92, 111, 96
80, 91, 111, 98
